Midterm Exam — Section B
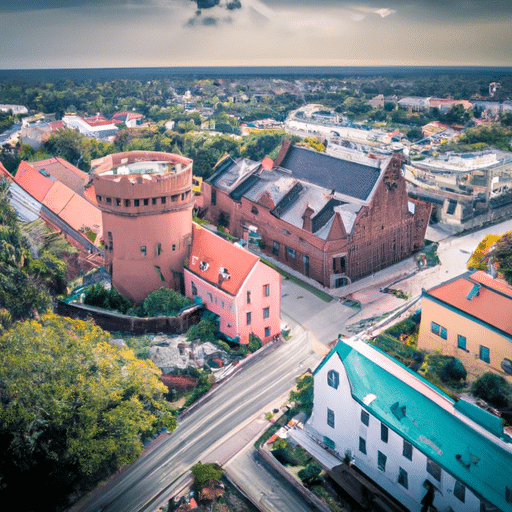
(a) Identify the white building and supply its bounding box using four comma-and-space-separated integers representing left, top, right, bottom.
297, 337, 512, 512
0, 104, 28, 115
62, 115, 118, 139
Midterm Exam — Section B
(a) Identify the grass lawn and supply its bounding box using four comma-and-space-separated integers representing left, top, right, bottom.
260, 257, 333, 303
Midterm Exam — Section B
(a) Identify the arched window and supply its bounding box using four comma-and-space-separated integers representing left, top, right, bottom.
327, 369, 339, 389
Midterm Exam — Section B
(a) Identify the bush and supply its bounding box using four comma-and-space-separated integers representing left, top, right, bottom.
248, 333, 262, 353
143, 287, 191, 317
83, 283, 133, 314
298, 463, 322, 485
472, 372, 512, 408
191, 462, 222, 486
440, 357, 467, 383
186, 319, 217, 342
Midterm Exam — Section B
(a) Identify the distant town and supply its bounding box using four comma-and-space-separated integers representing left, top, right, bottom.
1, 69, 512, 512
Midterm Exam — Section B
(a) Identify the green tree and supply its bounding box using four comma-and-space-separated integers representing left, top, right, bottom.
289, 373, 314, 415
0, 313, 176, 510
472, 372, 512, 408
143, 286, 191, 317
494, 233, 512, 284
186, 318, 217, 342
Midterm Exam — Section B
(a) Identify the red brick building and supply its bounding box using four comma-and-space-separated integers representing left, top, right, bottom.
92, 151, 194, 303
203, 141, 432, 289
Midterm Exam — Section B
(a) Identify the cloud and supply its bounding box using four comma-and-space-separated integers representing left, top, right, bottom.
350, 6, 396, 18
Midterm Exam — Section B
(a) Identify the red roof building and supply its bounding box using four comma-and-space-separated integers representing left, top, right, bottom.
418, 270, 512, 380
184, 224, 281, 344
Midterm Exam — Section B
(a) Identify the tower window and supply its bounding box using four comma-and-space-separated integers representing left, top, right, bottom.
125, 199, 131, 207
134, 199, 140, 207
155, 243, 161, 256
141, 246, 147, 257
144, 198, 149, 206
161, 197, 166, 204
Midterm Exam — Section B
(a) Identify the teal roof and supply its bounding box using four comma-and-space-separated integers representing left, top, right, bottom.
322, 340, 512, 512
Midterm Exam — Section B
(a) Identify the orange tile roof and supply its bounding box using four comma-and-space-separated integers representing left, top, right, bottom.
15, 161, 54, 202
59, 193, 103, 241
42, 180, 75, 214
30, 157, 89, 195
187, 224, 259, 296
427, 271, 512, 336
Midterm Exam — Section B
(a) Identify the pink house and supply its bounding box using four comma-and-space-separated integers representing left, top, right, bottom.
184, 224, 281, 345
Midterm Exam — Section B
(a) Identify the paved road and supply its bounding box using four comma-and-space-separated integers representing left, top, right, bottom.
225, 446, 316, 512
71, 328, 323, 512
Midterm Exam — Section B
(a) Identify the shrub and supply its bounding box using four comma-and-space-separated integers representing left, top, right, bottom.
191, 462, 222, 486
472, 372, 512, 408
440, 357, 467, 383
248, 333, 263, 353
186, 319, 217, 342
298, 463, 322, 485
143, 287, 191, 317
83, 283, 132, 314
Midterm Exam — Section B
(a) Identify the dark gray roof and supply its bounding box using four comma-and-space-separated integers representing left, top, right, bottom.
279, 145, 381, 201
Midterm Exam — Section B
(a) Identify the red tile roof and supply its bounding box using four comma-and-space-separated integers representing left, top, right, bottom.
427, 271, 512, 335
30, 157, 89, 196
15, 161, 54, 202
187, 224, 259, 296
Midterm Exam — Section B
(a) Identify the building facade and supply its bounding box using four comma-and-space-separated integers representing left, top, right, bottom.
302, 337, 512, 512
204, 141, 431, 289
184, 224, 281, 344
92, 151, 194, 303
418, 270, 512, 381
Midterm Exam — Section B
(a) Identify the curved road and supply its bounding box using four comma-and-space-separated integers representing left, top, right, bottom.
71, 327, 323, 512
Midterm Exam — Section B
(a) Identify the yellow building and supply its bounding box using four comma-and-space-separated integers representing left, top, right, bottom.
418, 270, 512, 381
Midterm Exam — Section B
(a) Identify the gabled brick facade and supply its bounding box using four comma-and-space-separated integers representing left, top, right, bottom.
204, 143, 432, 289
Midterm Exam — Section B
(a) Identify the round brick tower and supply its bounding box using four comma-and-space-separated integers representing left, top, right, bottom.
92, 151, 194, 303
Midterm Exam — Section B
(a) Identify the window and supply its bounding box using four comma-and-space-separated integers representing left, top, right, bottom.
125, 199, 131, 207
263, 284, 270, 296
431, 321, 447, 339
171, 194, 179, 202
378, 451, 387, 472
286, 246, 296, 258
246, 312, 251, 325
265, 326, 270, 337
134, 199, 140, 207
381, 423, 389, 443
457, 334, 467, 350
323, 436, 335, 450
303, 255, 310, 277
140, 245, 147, 257
211, 189, 217, 205
172, 244, 176, 251
327, 408, 335, 428
143, 198, 149, 206
106, 197, 111, 204
116, 198, 121, 206
506, 486, 512, 504
402, 440, 413, 461
359, 437, 367, 454
154, 265, 165, 282
247, 291, 251, 304
161, 196, 166, 204
191, 281, 197, 295
480, 345, 490, 363
263, 307, 270, 319
454, 481, 465, 502
272, 241, 280, 256
96, 195, 102, 202
398, 468, 408, 489
327, 370, 339, 389
155, 243, 161, 256
251, 206, 258, 215
426, 458, 441, 482
152, 197, 157, 205
361, 410, 369, 426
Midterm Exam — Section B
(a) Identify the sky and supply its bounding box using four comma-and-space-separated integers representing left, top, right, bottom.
1, 0, 512, 69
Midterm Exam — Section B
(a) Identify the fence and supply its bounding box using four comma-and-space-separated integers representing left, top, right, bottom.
55, 301, 203, 335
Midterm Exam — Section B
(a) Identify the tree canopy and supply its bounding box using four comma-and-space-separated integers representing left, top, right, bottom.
0, 313, 176, 510
143, 286, 191, 317
494, 232, 512, 284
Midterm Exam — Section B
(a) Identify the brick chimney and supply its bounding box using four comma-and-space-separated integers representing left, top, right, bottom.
302, 205, 315, 232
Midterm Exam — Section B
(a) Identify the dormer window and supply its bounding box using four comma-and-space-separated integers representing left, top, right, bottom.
219, 267, 230, 279
199, 261, 209, 272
